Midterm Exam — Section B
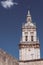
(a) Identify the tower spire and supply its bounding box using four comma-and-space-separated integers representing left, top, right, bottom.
27, 10, 31, 17
26, 10, 32, 23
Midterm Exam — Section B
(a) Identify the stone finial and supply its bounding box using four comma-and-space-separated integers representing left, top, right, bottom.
27, 10, 31, 16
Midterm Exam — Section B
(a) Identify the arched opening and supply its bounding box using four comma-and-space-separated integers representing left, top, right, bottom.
25, 36, 28, 41
31, 36, 33, 41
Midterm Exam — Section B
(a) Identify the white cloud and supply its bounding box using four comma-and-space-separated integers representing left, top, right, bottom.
1, 0, 18, 8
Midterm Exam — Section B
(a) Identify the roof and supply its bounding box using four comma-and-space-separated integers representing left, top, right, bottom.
0, 48, 18, 63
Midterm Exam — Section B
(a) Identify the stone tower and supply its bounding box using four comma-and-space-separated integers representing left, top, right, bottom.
19, 10, 40, 61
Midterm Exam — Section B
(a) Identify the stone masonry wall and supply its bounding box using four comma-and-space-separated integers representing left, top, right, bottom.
0, 49, 19, 65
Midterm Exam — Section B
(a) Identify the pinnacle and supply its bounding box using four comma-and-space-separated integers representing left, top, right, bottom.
27, 10, 31, 16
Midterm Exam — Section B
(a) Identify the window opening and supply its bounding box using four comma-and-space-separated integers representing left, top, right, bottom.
25, 36, 28, 41
31, 36, 33, 41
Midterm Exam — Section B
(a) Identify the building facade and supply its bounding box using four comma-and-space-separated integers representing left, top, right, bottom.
19, 10, 40, 62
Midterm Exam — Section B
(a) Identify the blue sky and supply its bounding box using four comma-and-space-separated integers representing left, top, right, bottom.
0, 0, 43, 59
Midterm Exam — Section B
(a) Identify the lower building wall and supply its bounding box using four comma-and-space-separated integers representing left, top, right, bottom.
19, 59, 43, 65
0, 49, 19, 65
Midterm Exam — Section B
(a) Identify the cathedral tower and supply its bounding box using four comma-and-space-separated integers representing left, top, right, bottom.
19, 10, 40, 61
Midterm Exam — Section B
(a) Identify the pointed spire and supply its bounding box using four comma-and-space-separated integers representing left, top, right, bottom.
27, 10, 31, 17
26, 10, 32, 23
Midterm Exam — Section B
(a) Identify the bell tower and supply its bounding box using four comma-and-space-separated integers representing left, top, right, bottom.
19, 10, 40, 61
